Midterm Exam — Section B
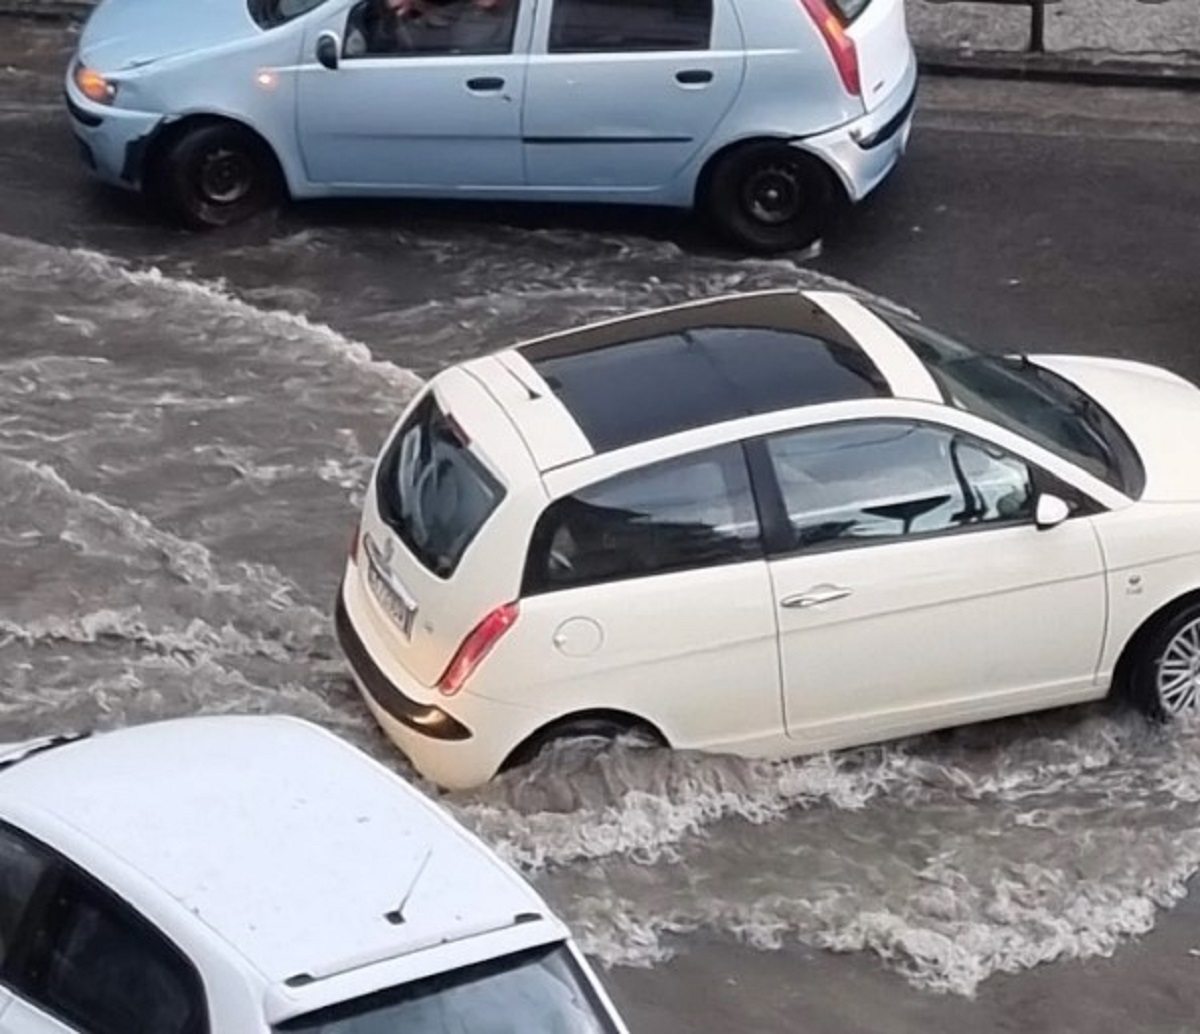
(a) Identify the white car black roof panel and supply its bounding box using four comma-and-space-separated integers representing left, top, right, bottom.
520, 294, 890, 453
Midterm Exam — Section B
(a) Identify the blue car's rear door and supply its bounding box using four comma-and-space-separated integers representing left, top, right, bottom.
521, 0, 746, 194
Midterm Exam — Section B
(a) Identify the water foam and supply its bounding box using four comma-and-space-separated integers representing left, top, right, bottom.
3, 226, 1198, 1003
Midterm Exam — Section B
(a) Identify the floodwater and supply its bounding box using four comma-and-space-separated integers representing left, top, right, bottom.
4, 223, 1200, 1001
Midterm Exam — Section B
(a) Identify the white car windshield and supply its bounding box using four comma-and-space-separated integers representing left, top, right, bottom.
869, 304, 1144, 497
275, 944, 619, 1034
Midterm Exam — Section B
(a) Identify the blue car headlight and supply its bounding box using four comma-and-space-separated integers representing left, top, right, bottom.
73, 62, 119, 105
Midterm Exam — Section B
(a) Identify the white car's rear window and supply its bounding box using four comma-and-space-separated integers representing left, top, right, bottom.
275, 943, 619, 1033
375, 393, 505, 578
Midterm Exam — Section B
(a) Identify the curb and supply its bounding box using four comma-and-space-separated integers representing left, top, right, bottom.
917, 46, 1200, 91
2, 1, 1199, 92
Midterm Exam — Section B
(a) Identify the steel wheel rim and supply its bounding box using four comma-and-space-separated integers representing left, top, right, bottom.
1156, 617, 1200, 715
743, 162, 803, 226
197, 148, 254, 205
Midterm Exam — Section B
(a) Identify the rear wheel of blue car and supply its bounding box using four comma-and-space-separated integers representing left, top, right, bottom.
153, 123, 281, 230
705, 143, 839, 254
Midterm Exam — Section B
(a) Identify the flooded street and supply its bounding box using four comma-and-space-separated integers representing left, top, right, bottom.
4, 19, 1200, 1031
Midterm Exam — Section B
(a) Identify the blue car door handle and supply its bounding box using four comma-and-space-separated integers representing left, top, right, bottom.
675, 69, 714, 85
467, 76, 505, 91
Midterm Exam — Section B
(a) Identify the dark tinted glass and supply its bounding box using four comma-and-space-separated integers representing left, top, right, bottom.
41, 876, 206, 1034
524, 444, 760, 593
549, 0, 712, 52
0, 826, 50, 970
869, 304, 1143, 496
277, 943, 619, 1033
766, 421, 1033, 552
248, 0, 330, 28
829, 0, 872, 22
376, 393, 506, 579
344, 0, 519, 57
534, 327, 887, 453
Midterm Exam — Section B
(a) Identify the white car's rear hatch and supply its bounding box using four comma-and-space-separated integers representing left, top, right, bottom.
355, 368, 543, 689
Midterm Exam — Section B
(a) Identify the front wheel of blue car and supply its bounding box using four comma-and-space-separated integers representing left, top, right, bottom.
152, 123, 281, 230
704, 143, 840, 255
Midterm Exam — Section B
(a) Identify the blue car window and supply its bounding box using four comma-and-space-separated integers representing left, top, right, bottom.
344, 0, 519, 57
249, 0, 331, 28
548, 0, 712, 53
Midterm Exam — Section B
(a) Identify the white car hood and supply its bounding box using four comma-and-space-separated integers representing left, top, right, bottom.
1031, 354, 1200, 502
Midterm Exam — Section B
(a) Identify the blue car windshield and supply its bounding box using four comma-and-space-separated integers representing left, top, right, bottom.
248, 0, 329, 28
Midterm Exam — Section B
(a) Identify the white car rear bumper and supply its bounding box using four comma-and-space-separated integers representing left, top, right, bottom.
336, 561, 539, 791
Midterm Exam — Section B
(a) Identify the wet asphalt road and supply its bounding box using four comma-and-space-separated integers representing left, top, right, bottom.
3, 17, 1200, 1034
3, 24, 1200, 374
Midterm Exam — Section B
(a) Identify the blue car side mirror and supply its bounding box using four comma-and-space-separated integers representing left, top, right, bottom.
316, 32, 340, 71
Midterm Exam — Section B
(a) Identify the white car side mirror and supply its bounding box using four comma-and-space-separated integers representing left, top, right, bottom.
1035, 493, 1071, 530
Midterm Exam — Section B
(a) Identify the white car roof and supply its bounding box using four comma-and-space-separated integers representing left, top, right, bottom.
0, 716, 550, 986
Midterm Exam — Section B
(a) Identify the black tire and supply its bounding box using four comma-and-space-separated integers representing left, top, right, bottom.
702, 142, 840, 254
151, 123, 281, 230
504, 716, 661, 772
1125, 600, 1200, 722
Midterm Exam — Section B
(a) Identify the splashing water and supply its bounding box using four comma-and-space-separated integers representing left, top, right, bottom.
1, 227, 1197, 998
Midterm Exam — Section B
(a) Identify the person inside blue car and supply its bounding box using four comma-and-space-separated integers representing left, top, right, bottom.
346, 0, 515, 55
446, 0, 516, 53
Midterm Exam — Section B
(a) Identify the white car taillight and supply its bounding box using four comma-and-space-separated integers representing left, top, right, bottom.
437, 602, 519, 696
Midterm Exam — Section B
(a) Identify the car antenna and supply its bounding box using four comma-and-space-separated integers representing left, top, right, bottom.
384, 848, 433, 926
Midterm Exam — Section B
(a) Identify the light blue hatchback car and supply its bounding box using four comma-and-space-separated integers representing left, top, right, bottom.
64, 0, 916, 251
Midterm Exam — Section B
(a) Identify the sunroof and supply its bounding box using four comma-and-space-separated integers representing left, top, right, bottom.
529, 325, 889, 453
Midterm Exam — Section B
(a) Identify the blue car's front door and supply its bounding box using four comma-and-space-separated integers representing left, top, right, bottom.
296, 0, 531, 189
522, 0, 745, 193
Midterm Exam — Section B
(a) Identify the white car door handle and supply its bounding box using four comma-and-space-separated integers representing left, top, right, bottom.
781, 586, 853, 609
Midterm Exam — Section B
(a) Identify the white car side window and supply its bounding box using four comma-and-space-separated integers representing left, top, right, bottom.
766, 420, 1034, 551
36, 874, 208, 1034
524, 443, 761, 593
0, 826, 50, 968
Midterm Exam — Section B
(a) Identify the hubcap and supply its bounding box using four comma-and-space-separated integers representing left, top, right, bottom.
743, 163, 803, 226
197, 148, 254, 206
1156, 617, 1200, 716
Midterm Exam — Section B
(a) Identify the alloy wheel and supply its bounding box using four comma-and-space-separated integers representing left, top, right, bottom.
1156, 616, 1200, 715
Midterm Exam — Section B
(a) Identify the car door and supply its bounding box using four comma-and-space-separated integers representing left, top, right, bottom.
755, 418, 1108, 750
295, 0, 531, 188
522, 443, 784, 753
522, 0, 745, 191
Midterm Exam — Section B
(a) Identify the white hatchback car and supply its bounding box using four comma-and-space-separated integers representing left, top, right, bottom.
0, 716, 627, 1033
336, 288, 1200, 790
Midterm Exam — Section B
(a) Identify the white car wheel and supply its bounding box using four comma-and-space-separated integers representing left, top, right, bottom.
1129, 601, 1200, 722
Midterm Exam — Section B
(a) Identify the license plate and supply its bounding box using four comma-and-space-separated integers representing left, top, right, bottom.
364, 535, 417, 639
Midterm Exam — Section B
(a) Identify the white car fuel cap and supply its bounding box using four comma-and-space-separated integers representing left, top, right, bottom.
552, 617, 604, 657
